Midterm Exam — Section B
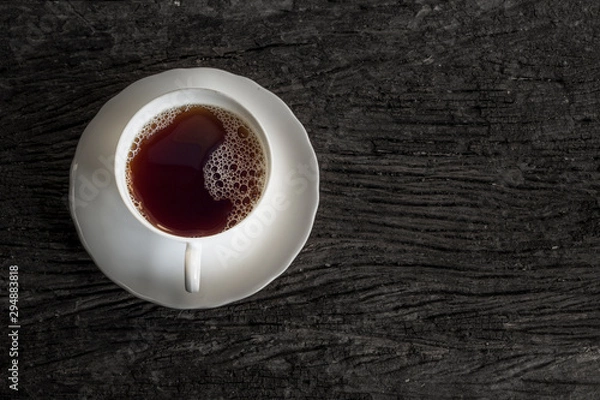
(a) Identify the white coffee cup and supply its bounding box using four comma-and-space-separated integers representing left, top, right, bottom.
114, 88, 272, 293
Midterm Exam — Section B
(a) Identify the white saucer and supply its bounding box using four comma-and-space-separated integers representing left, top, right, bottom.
69, 68, 319, 309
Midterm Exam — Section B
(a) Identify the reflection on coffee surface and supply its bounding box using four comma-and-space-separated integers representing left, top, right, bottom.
126, 105, 267, 237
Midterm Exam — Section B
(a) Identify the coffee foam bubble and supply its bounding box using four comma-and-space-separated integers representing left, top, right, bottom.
126, 104, 267, 232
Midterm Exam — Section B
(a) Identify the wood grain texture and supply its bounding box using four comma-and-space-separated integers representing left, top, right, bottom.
1, 0, 599, 398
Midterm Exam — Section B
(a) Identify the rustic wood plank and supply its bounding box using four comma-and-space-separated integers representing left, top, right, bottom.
1, 0, 599, 398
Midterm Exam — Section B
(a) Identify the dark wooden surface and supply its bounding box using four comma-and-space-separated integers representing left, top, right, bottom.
1, 1, 600, 398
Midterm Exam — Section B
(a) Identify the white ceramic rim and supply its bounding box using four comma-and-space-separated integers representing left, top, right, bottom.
113, 87, 273, 242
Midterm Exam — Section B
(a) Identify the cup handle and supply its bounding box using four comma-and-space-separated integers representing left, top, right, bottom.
185, 242, 202, 293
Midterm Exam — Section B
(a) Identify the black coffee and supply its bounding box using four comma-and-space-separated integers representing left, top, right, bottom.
126, 104, 267, 237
